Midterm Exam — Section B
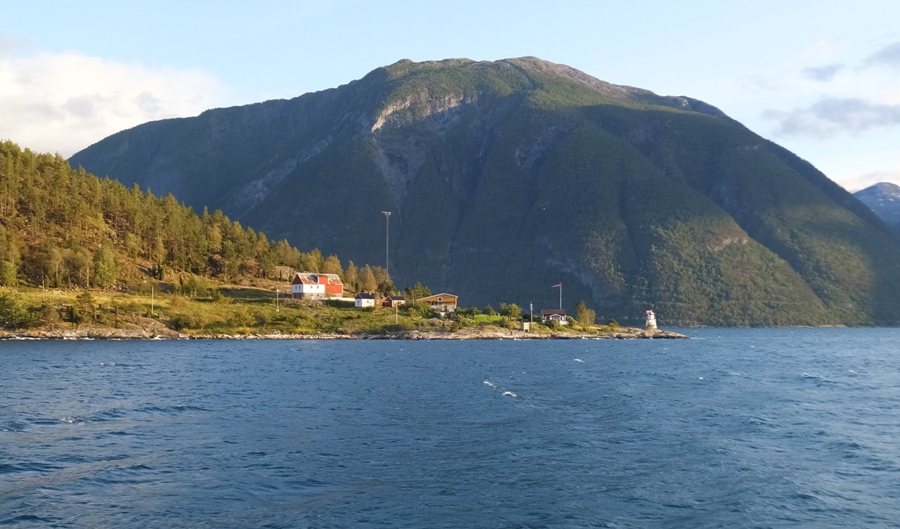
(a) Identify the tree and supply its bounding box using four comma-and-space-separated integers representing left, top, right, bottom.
371, 266, 391, 286
206, 225, 223, 253
124, 233, 140, 259
75, 291, 95, 323
500, 303, 522, 322
575, 300, 596, 329
0, 260, 16, 286
300, 249, 324, 272
344, 261, 359, 291
0, 288, 32, 327
39, 245, 63, 288
403, 282, 431, 303
68, 248, 92, 287
184, 275, 209, 298
360, 265, 378, 293
483, 304, 496, 316
322, 255, 342, 275
93, 246, 118, 288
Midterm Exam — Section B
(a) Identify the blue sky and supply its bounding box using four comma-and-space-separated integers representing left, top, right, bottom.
2, 0, 899, 191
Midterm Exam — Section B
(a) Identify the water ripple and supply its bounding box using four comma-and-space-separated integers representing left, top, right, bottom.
1, 330, 899, 527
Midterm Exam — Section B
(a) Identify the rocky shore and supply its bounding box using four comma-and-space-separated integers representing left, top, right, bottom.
1, 326, 687, 340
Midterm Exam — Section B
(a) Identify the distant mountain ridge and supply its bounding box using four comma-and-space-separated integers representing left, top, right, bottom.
854, 182, 900, 237
69, 57, 900, 325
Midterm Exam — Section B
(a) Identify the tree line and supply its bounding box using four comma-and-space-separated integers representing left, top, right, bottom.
0, 141, 389, 291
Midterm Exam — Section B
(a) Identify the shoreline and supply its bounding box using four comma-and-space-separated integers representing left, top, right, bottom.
0, 327, 688, 341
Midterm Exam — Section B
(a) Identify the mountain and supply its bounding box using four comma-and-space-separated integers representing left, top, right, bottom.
854, 182, 900, 238
69, 57, 900, 326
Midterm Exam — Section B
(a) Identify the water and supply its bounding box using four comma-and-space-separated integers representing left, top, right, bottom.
2, 329, 900, 528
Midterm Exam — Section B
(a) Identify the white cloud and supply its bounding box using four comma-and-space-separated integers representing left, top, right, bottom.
764, 98, 900, 138
802, 64, 844, 82
0, 50, 227, 157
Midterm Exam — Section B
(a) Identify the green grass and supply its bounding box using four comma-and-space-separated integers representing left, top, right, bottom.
473, 314, 505, 323
1, 285, 640, 337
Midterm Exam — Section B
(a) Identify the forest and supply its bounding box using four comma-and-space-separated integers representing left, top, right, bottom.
0, 140, 390, 293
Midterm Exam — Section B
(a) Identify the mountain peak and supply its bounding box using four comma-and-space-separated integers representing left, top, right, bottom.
376, 57, 726, 118
854, 182, 900, 237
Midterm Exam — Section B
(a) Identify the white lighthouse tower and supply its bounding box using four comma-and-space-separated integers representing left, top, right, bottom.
645, 310, 657, 330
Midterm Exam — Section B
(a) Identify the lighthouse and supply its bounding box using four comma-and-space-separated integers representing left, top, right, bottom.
645, 310, 657, 330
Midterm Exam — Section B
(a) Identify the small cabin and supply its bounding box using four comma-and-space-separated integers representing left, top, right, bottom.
541, 309, 568, 325
383, 296, 406, 308
355, 292, 376, 308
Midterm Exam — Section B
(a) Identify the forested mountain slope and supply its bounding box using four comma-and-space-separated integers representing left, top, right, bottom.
0, 141, 375, 291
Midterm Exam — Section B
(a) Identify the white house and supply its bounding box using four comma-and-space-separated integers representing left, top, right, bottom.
291, 272, 343, 299
291, 275, 326, 299
541, 309, 568, 325
355, 292, 376, 308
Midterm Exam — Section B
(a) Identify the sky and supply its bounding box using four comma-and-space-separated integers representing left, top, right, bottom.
1, 0, 899, 191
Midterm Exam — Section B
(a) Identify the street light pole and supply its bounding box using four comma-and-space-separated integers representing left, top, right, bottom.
382, 211, 391, 277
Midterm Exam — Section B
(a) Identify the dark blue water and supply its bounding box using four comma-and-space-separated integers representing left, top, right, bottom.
2, 329, 900, 528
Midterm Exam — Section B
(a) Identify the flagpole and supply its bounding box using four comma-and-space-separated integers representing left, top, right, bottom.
552, 282, 563, 310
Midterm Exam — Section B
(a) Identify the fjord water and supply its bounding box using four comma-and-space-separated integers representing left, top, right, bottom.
2, 330, 899, 528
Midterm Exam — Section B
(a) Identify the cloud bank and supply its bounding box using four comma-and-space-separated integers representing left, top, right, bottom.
0, 50, 226, 157
763, 40, 900, 141
764, 98, 900, 138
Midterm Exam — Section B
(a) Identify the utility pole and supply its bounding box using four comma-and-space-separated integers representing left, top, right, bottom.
382, 211, 391, 277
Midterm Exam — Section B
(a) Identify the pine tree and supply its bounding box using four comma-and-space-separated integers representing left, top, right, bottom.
344, 261, 359, 291
360, 265, 378, 293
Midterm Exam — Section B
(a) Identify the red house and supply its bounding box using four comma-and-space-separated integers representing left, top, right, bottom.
382, 296, 406, 308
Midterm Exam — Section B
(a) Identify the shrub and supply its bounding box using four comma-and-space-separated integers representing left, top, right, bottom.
228, 306, 254, 327
0, 289, 33, 328
253, 309, 270, 326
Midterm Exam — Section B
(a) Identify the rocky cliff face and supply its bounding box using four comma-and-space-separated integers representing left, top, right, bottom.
69, 57, 900, 325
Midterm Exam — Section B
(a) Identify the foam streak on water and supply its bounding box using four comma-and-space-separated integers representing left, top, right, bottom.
1, 329, 899, 528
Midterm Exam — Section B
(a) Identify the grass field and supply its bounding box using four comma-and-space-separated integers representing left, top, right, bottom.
0, 285, 620, 337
